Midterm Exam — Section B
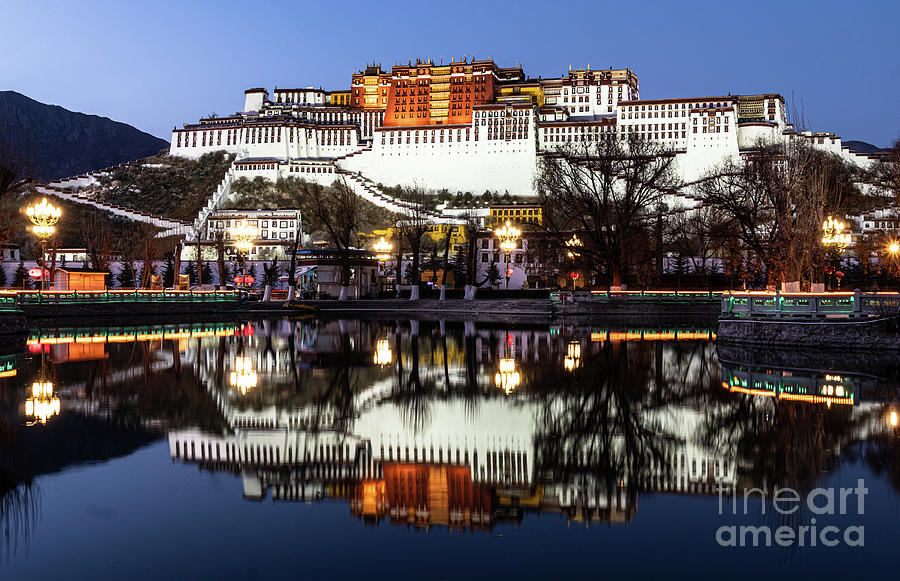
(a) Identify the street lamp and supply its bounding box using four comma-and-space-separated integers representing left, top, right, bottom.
373, 237, 393, 293
887, 242, 900, 282
229, 220, 257, 290
821, 217, 851, 246
229, 356, 258, 395
821, 217, 850, 290
25, 198, 61, 291
495, 220, 521, 290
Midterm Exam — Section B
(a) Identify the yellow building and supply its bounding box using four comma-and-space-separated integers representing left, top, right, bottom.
327, 90, 352, 107
487, 204, 543, 228
497, 82, 545, 107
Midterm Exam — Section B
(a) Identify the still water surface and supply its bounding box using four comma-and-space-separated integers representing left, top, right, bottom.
1, 318, 899, 580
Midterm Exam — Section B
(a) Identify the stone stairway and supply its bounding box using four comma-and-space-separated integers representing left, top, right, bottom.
35, 183, 190, 234
335, 168, 455, 223
187, 165, 239, 240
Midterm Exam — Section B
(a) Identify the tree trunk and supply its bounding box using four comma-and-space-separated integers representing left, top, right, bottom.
464, 284, 477, 301
286, 286, 296, 302
338, 285, 350, 301
263, 284, 271, 301
409, 284, 420, 301
438, 227, 451, 301
173, 243, 182, 289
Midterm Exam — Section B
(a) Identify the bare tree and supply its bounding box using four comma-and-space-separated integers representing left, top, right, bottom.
868, 139, 900, 200
300, 179, 360, 301
698, 139, 859, 288
397, 185, 433, 301
81, 212, 115, 273
535, 134, 679, 288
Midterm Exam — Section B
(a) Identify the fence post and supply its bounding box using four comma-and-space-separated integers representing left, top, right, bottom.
774, 289, 781, 318
853, 288, 861, 318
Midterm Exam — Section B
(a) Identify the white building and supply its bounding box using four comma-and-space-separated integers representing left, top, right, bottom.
162, 60, 885, 270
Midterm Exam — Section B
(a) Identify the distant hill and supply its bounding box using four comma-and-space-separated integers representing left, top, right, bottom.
843, 140, 884, 155
0, 90, 169, 181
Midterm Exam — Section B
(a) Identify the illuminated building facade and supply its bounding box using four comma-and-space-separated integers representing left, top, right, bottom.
167, 56, 877, 210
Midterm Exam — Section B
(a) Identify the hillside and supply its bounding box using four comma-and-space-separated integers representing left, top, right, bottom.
844, 140, 884, 155
0, 90, 169, 181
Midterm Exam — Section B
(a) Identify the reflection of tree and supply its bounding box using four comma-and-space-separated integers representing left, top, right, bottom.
392, 324, 437, 433
855, 425, 900, 493
533, 342, 678, 510
702, 394, 865, 491
0, 482, 39, 564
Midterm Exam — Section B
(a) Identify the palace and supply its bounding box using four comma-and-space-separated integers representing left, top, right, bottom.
169, 57, 878, 205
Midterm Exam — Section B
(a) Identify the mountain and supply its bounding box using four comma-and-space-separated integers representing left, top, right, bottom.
843, 140, 884, 155
0, 91, 169, 181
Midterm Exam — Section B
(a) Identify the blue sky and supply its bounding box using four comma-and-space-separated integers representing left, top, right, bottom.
2, 0, 898, 146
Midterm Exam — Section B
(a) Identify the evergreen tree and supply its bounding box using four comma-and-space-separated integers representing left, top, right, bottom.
486, 261, 501, 289
12, 262, 27, 289
246, 263, 258, 288
183, 261, 198, 287
162, 256, 175, 287
117, 262, 136, 288
201, 262, 214, 286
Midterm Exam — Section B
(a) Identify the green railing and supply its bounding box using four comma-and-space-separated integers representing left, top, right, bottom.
549, 289, 723, 304
719, 290, 900, 319
0, 353, 16, 378
10, 289, 239, 307
0, 293, 18, 312
26, 321, 246, 346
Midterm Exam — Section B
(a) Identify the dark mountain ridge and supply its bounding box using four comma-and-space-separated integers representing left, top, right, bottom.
0, 90, 169, 181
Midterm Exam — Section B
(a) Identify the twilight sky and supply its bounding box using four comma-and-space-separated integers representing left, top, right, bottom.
2, 0, 898, 146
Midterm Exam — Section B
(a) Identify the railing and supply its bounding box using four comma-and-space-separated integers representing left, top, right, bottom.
0, 292, 18, 311
721, 290, 900, 319
549, 289, 723, 304
10, 289, 239, 307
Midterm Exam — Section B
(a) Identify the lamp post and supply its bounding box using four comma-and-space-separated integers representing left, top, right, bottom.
25, 198, 61, 291
495, 220, 521, 290
229, 220, 257, 290
888, 241, 899, 284
373, 237, 393, 294
821, 217, 850, 290
566, 234, 583, 290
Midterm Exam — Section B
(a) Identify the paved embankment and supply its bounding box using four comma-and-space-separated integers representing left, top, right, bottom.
717, 316, 900, 349
247, 298, 720, 324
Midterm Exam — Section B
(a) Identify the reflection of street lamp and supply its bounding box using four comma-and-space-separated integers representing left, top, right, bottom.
890, 410, 898, 429
25, 380, 60, 425
495, 220, 521, 290
229, 356, 258, 395
374, 338, 393, 366
26, 198, 61, 291
229, 220, 257, 289
373, 237, 393, 293
564, 340, 581, 372
494, 358, 520, 395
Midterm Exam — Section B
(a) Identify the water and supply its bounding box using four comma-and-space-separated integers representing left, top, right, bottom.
1, 317, 899, 580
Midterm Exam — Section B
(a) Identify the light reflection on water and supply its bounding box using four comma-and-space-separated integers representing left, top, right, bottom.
1, 317, 899, 578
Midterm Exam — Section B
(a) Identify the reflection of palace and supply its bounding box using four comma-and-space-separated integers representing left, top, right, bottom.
167, 320, 736, 530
